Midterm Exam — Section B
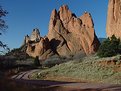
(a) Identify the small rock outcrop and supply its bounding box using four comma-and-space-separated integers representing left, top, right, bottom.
23, 28, 41, 45
24, 28, 53, 59
23, 5, 100, 60
106, 0, 121, 38
30, 28, 41, 41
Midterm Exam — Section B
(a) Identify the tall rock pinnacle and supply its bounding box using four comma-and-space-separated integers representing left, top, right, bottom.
106, 0, 121, 38
48, 5, 100, 56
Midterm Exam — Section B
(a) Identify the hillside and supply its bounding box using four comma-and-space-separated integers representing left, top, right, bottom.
30, 54, 121, 84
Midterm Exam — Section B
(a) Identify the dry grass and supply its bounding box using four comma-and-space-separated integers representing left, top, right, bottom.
30, 55, 121, 84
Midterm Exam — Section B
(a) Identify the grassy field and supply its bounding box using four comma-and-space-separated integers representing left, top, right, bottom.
30, 55, 121, 84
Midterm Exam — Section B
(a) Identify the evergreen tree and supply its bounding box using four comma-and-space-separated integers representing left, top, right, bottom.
97, 35, 121, 57
34, 56, 40, 66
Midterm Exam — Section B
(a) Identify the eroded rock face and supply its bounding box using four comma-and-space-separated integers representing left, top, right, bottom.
24, 5, 100, 60
26, 36, 50, 57
23, 28, 41, 45
106, 0, 121, 38
48, 5, 100, 56
30, 28, 41, 41
24, 29, 53, 60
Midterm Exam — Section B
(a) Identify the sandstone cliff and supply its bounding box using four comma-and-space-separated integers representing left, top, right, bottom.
48, 5, 100, 56
106, 0, 121, 38
24, 5, 100, 60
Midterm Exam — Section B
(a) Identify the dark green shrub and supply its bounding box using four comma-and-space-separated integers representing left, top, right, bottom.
97, 35, 121, 57
34, 56, 40, 66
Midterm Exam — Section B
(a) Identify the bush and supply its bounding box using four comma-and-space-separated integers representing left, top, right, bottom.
97, 35, 121, 57
6, 46, 30, 60
42, 55, 61, 68
42, 55, 69, 68
34, 56, 40, 66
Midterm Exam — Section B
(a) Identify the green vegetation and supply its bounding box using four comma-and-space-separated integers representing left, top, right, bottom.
6, 45, 28, 59
42, 55, 70, 68
34, 56, 41, 66
30, 55, 121, 84
97, 35, 121, 57
0, 45, 35, 71
41, 53, 86, 68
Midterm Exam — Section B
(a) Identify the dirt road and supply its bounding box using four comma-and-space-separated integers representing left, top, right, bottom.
11, 69, 121, 91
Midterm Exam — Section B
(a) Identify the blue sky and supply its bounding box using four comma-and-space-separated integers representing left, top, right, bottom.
0, 0, 108, 49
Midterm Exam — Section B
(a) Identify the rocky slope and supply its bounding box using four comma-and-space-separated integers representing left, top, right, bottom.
23, 5, 100, 60
106, 0, 121, 38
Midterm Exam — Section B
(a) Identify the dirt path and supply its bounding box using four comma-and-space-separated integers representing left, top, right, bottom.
11, 69, 121, 91
11, 69, 39, 79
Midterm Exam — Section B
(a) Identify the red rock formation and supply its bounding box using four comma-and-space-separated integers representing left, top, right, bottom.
24, 5, 100, 59
25, 29, 53, 59
48, 5, 100, 56
106, 0, 121, 38
23, 28, 41, 45
30, 28, 41, 41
